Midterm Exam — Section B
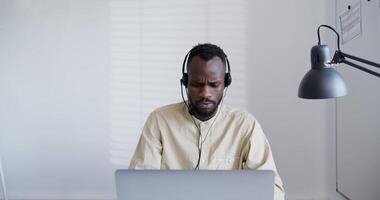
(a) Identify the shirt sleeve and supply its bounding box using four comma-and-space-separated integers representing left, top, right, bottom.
241, 120, 285, 200
129, 111, 162, 169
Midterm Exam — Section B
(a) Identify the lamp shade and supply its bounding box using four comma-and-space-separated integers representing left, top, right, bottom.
298, 45, 348, 99
298, 67, 347, 99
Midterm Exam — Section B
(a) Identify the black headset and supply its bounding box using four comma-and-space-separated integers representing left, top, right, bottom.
180, 50, 232, 88
179, 47, 231, 170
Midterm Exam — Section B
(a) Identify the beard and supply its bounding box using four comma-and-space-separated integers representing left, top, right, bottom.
188, 96, 223, 119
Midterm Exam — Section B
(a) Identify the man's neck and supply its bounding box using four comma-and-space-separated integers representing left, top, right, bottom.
194, 113, 215, 121
192, 106, 221, 122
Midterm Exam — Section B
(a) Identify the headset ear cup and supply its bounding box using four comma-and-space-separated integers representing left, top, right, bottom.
181, 73, 188, 88
225, 73, 232, 87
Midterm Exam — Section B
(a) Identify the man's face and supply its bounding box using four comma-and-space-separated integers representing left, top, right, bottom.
187, 55, 226, 121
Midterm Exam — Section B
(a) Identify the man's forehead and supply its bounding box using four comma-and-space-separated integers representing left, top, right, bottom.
188, 72, 224, 83
189, 76, 222, 83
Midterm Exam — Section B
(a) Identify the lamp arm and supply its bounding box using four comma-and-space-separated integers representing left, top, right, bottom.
331, 50, 380, 77
341, 60, 380, 77
341, 52, 380, 69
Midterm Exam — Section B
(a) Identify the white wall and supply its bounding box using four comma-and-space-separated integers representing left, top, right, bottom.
329, 1, 380, 200
0, 0, 116, 199
246, 1, 331, 199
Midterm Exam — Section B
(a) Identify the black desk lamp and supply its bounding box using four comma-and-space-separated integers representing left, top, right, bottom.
298, 24, 380, 99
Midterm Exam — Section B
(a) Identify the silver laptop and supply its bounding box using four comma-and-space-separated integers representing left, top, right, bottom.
115, 170, 274, 200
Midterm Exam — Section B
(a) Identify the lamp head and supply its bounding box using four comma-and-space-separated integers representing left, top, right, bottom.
298, 45, 348, 99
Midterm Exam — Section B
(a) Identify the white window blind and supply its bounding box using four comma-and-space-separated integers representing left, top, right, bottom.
110, 0, 247, 166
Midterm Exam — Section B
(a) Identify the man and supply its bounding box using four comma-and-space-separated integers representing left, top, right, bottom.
129, 43, 285, 199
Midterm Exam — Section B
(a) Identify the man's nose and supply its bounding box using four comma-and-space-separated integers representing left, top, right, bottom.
199, 86, 211, 98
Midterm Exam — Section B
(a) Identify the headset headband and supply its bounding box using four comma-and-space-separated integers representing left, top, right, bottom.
181, 50, 231, 75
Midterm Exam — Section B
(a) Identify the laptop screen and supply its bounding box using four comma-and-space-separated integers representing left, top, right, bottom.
115, 170, 274, 200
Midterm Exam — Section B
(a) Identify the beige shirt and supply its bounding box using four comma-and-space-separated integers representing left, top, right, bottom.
129, 102, 285, 200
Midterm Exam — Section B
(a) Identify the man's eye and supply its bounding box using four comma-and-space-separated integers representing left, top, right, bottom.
210, 83, 220, 87
190, 82, 202, 87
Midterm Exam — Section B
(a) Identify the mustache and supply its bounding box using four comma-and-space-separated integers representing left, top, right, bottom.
195, 99, 216, 104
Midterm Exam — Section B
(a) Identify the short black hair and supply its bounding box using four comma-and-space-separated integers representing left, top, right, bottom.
187, 43, 227, 66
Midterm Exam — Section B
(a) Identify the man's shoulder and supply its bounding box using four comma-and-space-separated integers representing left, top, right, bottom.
151, 102, 186, 117
222, 105, 257, 122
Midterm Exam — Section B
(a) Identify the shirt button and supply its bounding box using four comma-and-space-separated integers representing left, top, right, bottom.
201, 159, 205, 163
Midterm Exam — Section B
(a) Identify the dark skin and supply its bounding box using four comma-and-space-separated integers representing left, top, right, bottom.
187, 55, 226, 121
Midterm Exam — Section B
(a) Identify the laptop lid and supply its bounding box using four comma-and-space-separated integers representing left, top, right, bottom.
115, 170, 274, 200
